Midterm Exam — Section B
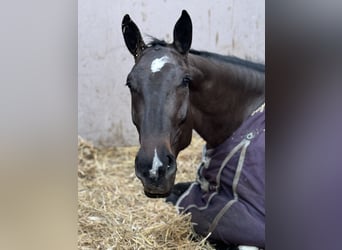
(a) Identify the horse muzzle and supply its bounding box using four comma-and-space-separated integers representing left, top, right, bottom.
135, 148, 177, 198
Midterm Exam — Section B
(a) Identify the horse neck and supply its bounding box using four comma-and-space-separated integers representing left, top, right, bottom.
188, 53, 265, 148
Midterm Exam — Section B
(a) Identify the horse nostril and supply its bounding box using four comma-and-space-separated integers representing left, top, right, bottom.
166, 154, 176, 174
166, 154, 174, 166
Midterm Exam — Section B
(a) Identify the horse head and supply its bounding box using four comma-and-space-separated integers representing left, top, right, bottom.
122, 10, 193, 197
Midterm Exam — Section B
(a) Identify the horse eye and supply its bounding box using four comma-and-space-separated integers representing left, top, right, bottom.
126, 81, 132, 88
126, 81, 139, 94
126, 81, 136, 92
181, 77, 191, 87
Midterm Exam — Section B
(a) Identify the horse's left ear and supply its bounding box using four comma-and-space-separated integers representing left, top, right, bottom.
122, 14, 146, 58
173, 10, 192, 54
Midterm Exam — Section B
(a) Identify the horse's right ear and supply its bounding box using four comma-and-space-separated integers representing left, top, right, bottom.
173, 10, 192, 54
122, 14, 146, 58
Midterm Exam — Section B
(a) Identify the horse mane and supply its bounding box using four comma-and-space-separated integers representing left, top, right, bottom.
189, 49, 265, 73
147, 38, 265, 73
147, 37, 168, 47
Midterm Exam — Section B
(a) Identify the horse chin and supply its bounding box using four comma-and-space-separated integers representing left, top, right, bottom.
144, 190, 171, 198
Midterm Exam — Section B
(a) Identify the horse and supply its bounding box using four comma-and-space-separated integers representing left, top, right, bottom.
121, 10, 265, 249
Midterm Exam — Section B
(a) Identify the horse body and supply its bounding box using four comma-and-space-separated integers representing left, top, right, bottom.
186, 51, 264, 148
121, 10, 265, 248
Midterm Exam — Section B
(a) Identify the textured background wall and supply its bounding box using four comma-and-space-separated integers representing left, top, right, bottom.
78, 0, 265, 147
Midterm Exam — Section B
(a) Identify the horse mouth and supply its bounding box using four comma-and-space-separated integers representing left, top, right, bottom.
144, 190, 171, 198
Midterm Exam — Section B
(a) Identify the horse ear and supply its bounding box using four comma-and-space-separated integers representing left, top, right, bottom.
122, 14, 146, 58
173, 10, 192, 54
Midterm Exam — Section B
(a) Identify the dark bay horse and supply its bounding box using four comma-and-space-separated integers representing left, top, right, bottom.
122, 10, 265, 248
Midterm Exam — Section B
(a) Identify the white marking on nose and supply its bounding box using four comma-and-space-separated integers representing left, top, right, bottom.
151, 56, 170, 73
149, 148, 163, 178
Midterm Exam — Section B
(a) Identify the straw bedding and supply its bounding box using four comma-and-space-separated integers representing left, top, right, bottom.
78, 134, 215, 249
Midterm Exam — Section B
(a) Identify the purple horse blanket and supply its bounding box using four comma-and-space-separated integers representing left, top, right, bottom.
176, 104, 265, 248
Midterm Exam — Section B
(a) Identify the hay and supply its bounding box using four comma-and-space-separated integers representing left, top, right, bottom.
78, 134, 215, 249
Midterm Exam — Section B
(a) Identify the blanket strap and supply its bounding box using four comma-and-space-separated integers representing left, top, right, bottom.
207, 138, 251, 234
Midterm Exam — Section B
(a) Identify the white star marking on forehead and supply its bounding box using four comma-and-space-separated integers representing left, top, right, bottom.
150, 56, 170, 73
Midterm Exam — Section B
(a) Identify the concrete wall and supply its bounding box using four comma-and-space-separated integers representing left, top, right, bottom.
78, 0, 265, 147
